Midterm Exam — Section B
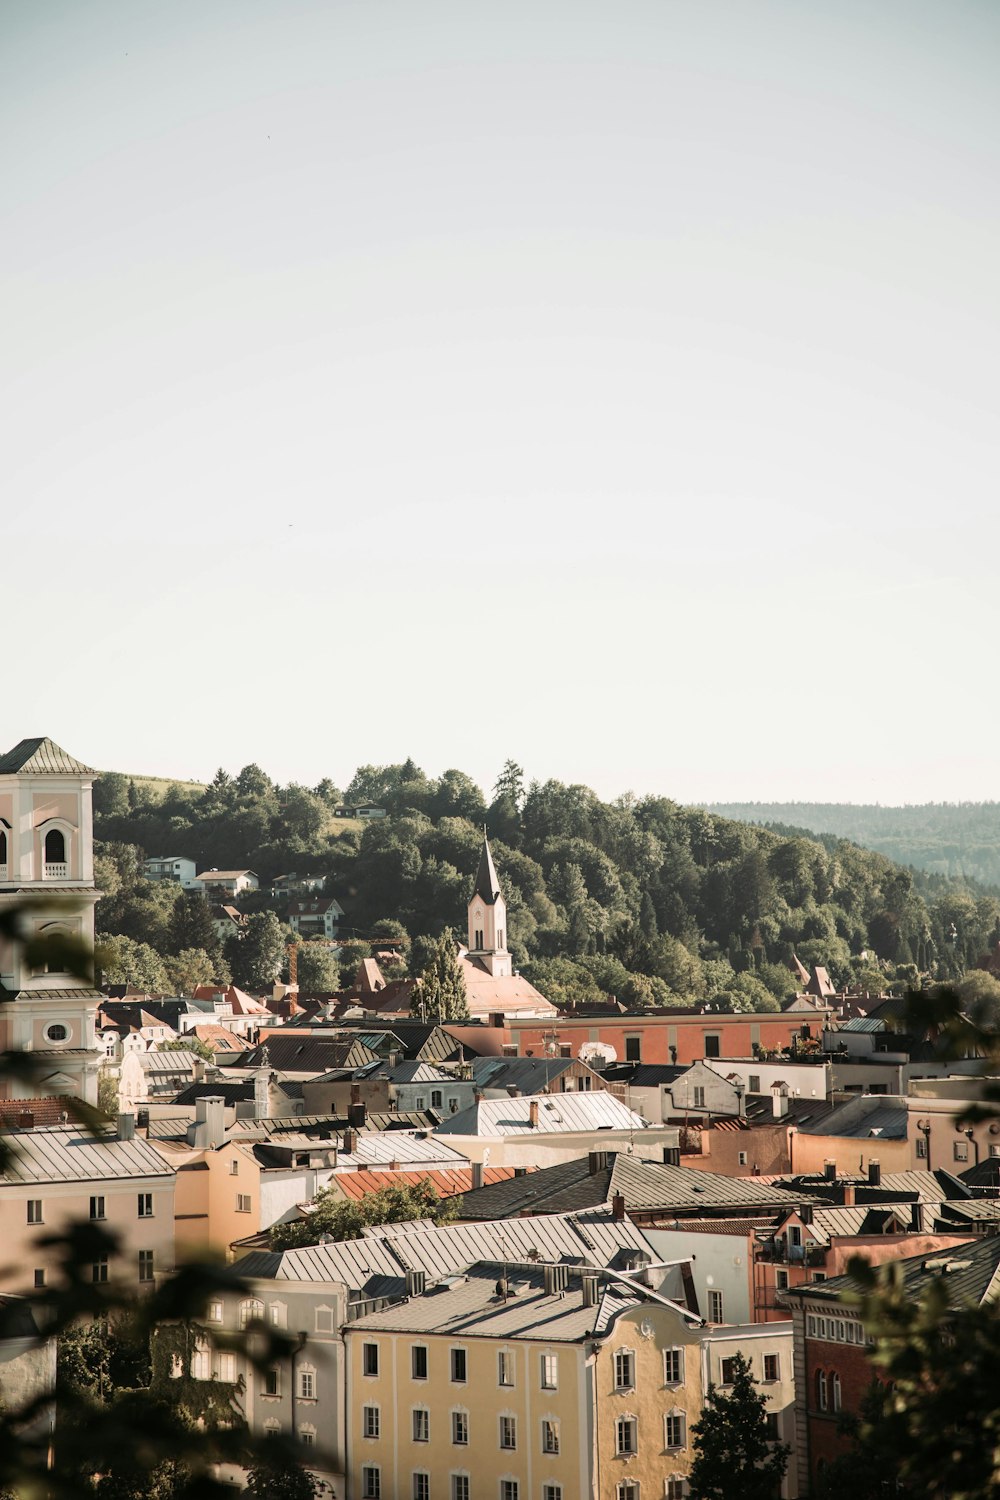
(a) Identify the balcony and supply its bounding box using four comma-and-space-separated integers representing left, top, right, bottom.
43, 863, 69, 879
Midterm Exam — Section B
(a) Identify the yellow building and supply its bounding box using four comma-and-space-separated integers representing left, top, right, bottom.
343, 1257, 796, 1500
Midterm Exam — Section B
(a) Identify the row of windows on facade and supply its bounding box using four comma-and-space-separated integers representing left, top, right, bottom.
913, 1135, 1000, 1162
359, 1474, 686, 1500
26, 1193, 156, 1224
806, 1313, 871, 1346
0, 829, 68, 868
46, 1251, 156, 1286
360, 1395, 687, 1458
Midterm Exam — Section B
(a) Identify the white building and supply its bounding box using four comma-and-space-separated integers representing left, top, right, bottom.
143, 856, 199, 889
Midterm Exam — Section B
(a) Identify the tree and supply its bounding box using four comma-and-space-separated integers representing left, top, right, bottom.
164, 947, 226, 995
687, 1351, 790, 1500
97, 934, 170, 993
294, 942, 340, 994
337, 937, 374, 988
270, 1178, 456, 1249
158, 1036, 214, 1061
245, 1459, 319, 1500
98, 1066, 120, 1117
493, 759, 525, 810
416, 928, 469, 1021
227, 911, 286, 992
167, 890, 219, 957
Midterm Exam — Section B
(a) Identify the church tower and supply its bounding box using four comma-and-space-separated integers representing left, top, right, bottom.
0, 738, 103, 1106
467, 833, 512, 979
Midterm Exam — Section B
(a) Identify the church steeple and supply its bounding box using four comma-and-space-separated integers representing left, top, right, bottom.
467, 831, 512, 978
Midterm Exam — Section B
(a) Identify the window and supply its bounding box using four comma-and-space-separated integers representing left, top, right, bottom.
738, 1151, 748, 1166
664, 1347, 684, 1384
44, 829, 66, 866
816, 1370, 828, 1411
137, 1193, 153, 1218
299, 1369, 315, 1400
217, 1352, 236, 1383
615, 1416, 637, 1455
614, 1348, 636, 1389
543, 1488, 563, 1500
765, 1412, 780, 1440
361, 1467, 381, 1500
776, 1269, 789, 1291
363, 1405, 380, 1439
239, 1298, 264, 1328
300, 1429, 316, 1447
363, 1343, 380, 1377
704, 1033, 721, 1058
451, 1347, 467, 1383
412, 1476, 430, 1500
789, 1224, 802, 1248
34, 1269, 45, 1289
499, 1414, 517, 1450
832, 1373, 842, 1411
270, 1302, 286, 1328
665, 1412, 685, 1449
498, 1349, 514, 1386
666, 1479, 687, 1499
138, 1250, 154, 1282
26, 1200, 43, 1224
708, 1289, 724, 1322
315, 1305, 334, 1333
763, 1353, 780, 1382
90, 1196, 106, 1220
720, 1357, 738, 1385
916, 1136, 928, 1159
542, 1419, 559, 1454
412, 1345, 428, 1379
412, 1409, 429, 1443
264, 1368, 280, 1396
693, 1086, 706, 1108
414, 1096, 426, 1110
500, 1483, 519, 1500
431, 1091, 443, 1109
451, 1479, 470, 1500
625, 1036, 642, 1061
236, 1193, 252, 1213
954, 1140, 969, 1162
92, 1257, 108, 1283
44, 1022, 67, 1040
452, 1410, 469, 1445
617, 1485, 638, 1500
230, 1159, 240, 1175
540, 1353, 558, 1389
748, 1075, 761, 1093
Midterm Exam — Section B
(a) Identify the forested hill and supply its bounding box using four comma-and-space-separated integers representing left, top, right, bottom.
707, 802, 1000, 890
90, 763, 1000, 1006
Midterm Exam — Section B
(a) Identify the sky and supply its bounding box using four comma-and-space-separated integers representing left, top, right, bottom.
3, 0, 999, 806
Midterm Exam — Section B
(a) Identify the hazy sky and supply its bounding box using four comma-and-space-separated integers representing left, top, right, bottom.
4, 1, 999, 805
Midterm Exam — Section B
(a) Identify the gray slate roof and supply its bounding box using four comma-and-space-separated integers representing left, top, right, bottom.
788, 1233, 1000, 1311
0, 1125, 173, 1184
0, 737, 96, 776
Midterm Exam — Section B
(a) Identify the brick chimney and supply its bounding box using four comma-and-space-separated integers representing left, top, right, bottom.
528, 1100, 539, 1129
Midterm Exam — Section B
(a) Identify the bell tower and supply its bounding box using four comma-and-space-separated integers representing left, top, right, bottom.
0, 737, 102, 1105
467, 832, 512, 979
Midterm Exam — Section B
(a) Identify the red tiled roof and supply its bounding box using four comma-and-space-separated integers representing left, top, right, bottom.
0, 1097, 89, 1128
331, 1166, 520, 1201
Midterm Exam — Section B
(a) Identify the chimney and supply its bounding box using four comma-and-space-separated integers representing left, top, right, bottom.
254, 1069, 270, 1121
844, 1183, 856, 1207
405, 1270, 427, 1297
543, 1263, 569, 1296
17, 1111, 34, 1129
343, 1127, 357, 1155
800, 1204, 814, 1225
514, 1166, 528, 1177
389, 1159, 401, 1171
772, 1085, 790, 1119
506, 1084, 521, 1097
528, 1100, 539, 1129
868, 1159, 882, 1187
349, 1102, 368, 1129
588, 1150, 609, 1175
824, 1160, 837, 1182
581, 1273, 599, 1308
489, 1012, 504, 1030
471, 1161, 484, 1191
351, 1083, 362, 1105
192, 1096, 226, 1150
612, 1192, 626, 1221
117, 1113, 135, 1141
910, 1201, 926, 1234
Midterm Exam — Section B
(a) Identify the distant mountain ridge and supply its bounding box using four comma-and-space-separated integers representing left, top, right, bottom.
706, 801, 1000, 888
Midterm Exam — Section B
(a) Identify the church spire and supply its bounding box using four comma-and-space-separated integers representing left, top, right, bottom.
473, 829, 502, 906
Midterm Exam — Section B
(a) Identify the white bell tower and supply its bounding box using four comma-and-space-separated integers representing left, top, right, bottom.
0, 738, 102, 1106
467, 832, 512, 979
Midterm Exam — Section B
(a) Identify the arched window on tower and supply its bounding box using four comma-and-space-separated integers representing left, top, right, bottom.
475, 929, 484, 950
0, 829, 6, 871
44, 829, 67, 873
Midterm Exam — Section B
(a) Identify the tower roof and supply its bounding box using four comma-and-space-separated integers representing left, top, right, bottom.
0, 738, 97, 777
472, 834, 503, 906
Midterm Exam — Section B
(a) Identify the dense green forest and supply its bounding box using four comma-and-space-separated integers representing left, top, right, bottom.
90, 763, 1000, 1007
708, 801, 1000, 888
